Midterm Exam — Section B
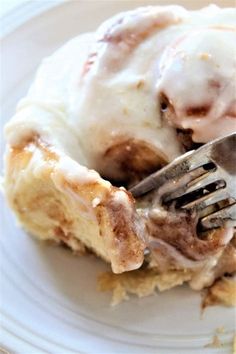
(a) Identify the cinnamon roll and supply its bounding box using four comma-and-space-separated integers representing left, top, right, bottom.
4, 5, 236, 297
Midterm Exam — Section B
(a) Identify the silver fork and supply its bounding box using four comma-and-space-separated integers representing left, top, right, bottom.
130, 133, 236, 231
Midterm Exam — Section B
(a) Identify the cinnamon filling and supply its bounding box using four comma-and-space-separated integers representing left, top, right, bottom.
101, 138, 168, 187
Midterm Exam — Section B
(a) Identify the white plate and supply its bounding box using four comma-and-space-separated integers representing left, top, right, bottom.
1, 1, 235, 353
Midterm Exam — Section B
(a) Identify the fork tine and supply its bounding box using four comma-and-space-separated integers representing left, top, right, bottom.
186, 149, 211, 170
181, 188, 229, 212
130, 149, 211, 197
129, 157, 182, 197
129, 169, 167, 197
200, 203, 236, 229
186, 170, 221, 192
163, 170, 219, 202
130, 133, 235, 198
176, 171, 221, 199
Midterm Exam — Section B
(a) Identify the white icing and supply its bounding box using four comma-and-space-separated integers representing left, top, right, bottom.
56, 156, 100, 184
5, 5, 236, 181
189, 254, 222, 290
92, 197, 101, 208
112, 189, 131, 207
157, 26, 236, 142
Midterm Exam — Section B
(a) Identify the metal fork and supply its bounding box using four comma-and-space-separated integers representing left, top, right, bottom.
130, 133, 236, 231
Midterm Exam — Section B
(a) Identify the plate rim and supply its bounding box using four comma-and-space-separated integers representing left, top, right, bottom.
1, 2, 235, 353
0, 0, 65, 38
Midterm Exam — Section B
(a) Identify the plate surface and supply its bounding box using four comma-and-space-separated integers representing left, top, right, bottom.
1, 1, 235, 353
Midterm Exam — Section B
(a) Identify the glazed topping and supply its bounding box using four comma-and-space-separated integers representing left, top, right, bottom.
5, 5, 236, 180
157, 26, 236, 142
74, 5, 236, 171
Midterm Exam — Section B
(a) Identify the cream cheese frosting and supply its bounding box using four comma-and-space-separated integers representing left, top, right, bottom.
6, 5, 236, 177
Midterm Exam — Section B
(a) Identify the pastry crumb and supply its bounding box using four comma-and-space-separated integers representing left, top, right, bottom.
205, 335, 222, 348
216, 326, 225, 334
202, 277, 236, 309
